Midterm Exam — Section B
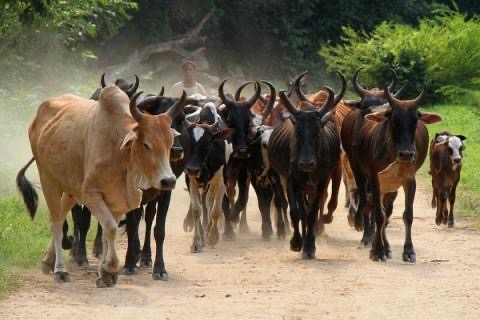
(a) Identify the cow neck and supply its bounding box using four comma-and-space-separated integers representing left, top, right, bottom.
124, 146, 143, 210
371, 119, 395, 163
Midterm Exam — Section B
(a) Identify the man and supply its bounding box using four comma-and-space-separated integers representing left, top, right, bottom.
170, 61, 207, 97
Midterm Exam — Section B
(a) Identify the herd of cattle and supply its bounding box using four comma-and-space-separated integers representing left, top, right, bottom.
16, 69, 467, 288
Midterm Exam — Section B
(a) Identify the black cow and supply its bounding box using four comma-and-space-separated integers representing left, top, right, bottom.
268, 72, 344, 259
182, 103, 234, 252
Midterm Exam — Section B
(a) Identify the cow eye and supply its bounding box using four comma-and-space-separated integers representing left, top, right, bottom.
143, 143, 151, 150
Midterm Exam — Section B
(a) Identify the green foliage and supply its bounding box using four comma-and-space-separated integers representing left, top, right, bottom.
319, 8, 480, 103
0, 198, 50, 296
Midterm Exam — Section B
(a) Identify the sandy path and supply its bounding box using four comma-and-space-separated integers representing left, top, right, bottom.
1, 179, 480, 320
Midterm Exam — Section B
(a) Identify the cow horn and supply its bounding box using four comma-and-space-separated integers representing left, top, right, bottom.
394, 84, 406, 98
352, 67, 369, 98
159, 86, 165, 96
294, 71, 309, 103
279, 91, 299, 116
234, 81, 252, 101
219, 78, 236, 105
101, 73, 107, 88
319, 86, 335, 115
388, 68, 398, 92
208, 121, 221, 133
129, 91, 144, 122
125, 75, 140, 97
166, 91, 187, 120
384, 85, 425, 109
260, 80, 276, 119
245, 80, 261, 107
333, 70, 347, 106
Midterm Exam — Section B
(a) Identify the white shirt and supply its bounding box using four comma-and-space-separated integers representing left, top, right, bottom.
170, 81, 207, 97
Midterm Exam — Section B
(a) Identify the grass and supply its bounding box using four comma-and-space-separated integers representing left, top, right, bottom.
0, 198, 51, 297
420, 103, 480, 224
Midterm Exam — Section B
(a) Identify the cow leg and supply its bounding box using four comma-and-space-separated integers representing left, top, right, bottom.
189, 182, 204, 253
235, 168, 250, 233
431, 180, 437, 208
90, 205, 103, 258
349, 160, 368, 232
222, 195, 235, 240
252, 181, 273, 241
287, 180, 302, 252
201, 187, 208, 240
272, 178, 286, 240
141, 200, 156, 267
303, 182, 326, 260
316, 189, 328, 237
436, 187, 448, 226
122, 207, 142, 275
83, 193, 120, 288
323, 163, 341, 224
62, 219, 73, 250
71, 204, 91, 267
369, 176, 387, 262
206, 172, 225, 247
448, 185, 457, 228
401, 179, 417, 263
382, 191, 398, 259
153, 191, 172, 280
183, 176, 194, 232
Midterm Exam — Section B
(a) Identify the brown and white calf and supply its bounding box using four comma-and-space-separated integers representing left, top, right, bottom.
430, 131, 467, 227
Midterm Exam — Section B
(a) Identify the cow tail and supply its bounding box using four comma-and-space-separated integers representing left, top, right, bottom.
16, 158, 39, 220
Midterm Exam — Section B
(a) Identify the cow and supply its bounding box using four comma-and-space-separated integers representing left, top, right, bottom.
430, 132, 466, 228
341, 86, 442, 262
62, 73, 141, 267
181, 102, 234, 252
268, 71, 345, 259
120, 94, 190, 279
16, 86, 186, 287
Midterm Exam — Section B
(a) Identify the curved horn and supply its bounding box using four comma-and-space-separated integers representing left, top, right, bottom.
166, 91, 187, 120
159, 86, 165, 96
218, 78, 236, 105
245, 80, 261, 107
352, 67, 369, 98
388, 68, 398, 92
319, 86, 335, 115
234, 81, 252, 101
125, 75, 140, 97
294, 71, 309, 102
208, 121, 221, 133
129, 91, 144, 122
384, 85, 425, 109
279, 91, 299, 116
333, 70, 347, 106
260, 80, 276, 118
394, 84, 406, 98
101, 73, 107, 88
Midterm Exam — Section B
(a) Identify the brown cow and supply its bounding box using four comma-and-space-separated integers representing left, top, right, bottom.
16, 86, 186, 287
341, 86, 442, 262
429, 131, 467, 227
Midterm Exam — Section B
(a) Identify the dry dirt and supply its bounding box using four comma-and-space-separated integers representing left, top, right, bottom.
1, 179, 480, 320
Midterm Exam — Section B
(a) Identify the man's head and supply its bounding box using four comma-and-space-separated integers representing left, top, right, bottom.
182, 61, 196, 83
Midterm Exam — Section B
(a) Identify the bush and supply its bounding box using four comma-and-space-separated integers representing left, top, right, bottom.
319, 8, 480, 103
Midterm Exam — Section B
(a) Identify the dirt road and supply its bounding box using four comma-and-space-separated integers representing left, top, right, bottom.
1, 179, 480, 320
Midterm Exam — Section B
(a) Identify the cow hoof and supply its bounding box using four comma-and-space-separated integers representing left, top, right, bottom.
62, 235, 74, 250
121, 266, 139, 275
360, 235, 372, 247
276, 229, 286, 241
183, 217, 194, 232
448, 222, 455, 228
191, 243, 202, 253
53, 271, 70, 283
98, 267, 118, 287
140, 258, 152, 268
152, 272, 168, 281
321, 213, 333, 224
301, 249, 316, 260
386, 249, 393, 259
223, 232, 235, 241
239, 223, 250, 234
435, 216, 442, 226
442, 217, 448, 225
402, 250, 416, 263
290, 237, 302, 252
207, 232, 220, 247
41, 261, 54, 274
347, 213, 355, 228
354, 215, 364, 232
370, 248, 387, 262
74, 253, 89, 268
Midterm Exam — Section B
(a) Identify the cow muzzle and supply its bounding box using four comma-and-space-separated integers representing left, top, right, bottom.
397, 150, 416, 162
298, 159, 316, 172
159, 177, 176, 190
185, 167, 201, 178
170, 146, 184, 161
234, 148, 250, 159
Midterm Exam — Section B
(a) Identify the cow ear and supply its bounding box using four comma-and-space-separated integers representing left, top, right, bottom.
120, 127, 138, 150
171, 128, 181, 138
365, 112, 388, 123
419, 112, 442, 124
320, 111, 333, 125
456, 135, 467, 141
213, 128, 235, 140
